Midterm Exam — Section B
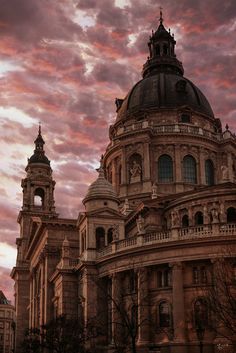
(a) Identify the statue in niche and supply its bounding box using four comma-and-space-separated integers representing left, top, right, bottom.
136, 215, 145, 234
221, 164, 229, 181
130, 160, 142, 183
171, 210, 180, 228
151, 182, 158, 199
211, 208, 219, 224
219, 201, 226, 223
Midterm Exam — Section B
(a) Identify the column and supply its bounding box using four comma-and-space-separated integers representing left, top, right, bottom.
199, 147, 205, 185
171, 262, 186, 343
137, 267, 149, 345
227, 152, 233, 181
175, 145, 183, 193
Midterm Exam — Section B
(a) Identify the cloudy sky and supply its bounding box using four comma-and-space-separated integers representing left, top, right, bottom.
0, 0, 236, 301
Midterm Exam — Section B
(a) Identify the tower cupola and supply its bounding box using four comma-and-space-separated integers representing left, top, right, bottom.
21, 126, 56, 213
142, 10, 184, 78
83, 156, 119, 212
28, 125, 50, 166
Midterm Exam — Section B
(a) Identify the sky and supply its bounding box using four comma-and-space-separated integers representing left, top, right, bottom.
0, 0, 236, 302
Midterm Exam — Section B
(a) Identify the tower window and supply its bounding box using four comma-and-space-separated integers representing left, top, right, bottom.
181, 114, 191, 123
158, 154, 173, 182
195, 211, 203, 225
227, 207, 236, 223
182, 215, 189, 227
183, 155, 197, 184
157, 268, 171, 288
205, 159, 214, 186
34, 188, 45, 207
156, 44, 160, 56
96, 227, 105, 250
163, 44, 168, 55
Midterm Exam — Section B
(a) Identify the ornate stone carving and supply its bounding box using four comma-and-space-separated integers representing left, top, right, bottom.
151, 183, 157, 199
136, 215, 145, 234
221, 165, 229, 180
130, 160, 142, 183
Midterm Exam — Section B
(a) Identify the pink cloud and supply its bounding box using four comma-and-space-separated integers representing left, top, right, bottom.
0, 0, 235, 302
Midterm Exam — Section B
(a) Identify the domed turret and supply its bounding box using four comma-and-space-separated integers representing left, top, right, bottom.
28, 125, 50, 165
83, 156, 119, 212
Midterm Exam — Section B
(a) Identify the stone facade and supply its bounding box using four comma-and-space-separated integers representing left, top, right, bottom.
0, 291, 15, 353
12, 14, 236, 353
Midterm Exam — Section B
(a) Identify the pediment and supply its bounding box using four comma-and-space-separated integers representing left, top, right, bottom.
86, 207, 123, 219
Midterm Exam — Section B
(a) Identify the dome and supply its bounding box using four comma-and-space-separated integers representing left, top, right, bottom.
83, 165, 119, 204
115, 16, 214, 123
116, 72, 214, 122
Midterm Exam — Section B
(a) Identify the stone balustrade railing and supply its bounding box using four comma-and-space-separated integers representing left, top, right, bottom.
114, 122, 221, 141
96, 223, 236, 259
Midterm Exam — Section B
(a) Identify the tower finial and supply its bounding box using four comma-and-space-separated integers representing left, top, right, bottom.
159, 6, 163, 25
38, 122, 41, 136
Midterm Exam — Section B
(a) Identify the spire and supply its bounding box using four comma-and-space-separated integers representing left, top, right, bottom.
159, 7, 163, 25
28, 125, 50, 165
142, 12, 184, 78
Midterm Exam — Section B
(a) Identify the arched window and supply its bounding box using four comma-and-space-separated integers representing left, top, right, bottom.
227, 207, 236, 223
96, 227, 105, 250
183, 155, 197, 183
205, 159, 214, 186
194, 298, 209, 328
34, 188, 45, 207
181, 113, 190, 123
163, 44, 168, 55
107, 228, 113, 244
182, 215, 189, 227
158, 155, 173, 182
195, 211, 203, 225
159, 301, 171, 328
156, 44, 160, 56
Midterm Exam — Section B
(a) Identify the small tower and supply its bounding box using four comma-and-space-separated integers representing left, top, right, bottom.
12, 126, 57, 352
21, 125, 56, 213
79, 156, 124, 260
142, 10, 184, 78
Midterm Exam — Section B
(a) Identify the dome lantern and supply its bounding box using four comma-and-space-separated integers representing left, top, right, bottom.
142, 10, 184, 78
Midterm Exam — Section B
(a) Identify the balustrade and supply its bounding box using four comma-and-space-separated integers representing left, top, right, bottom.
96, 223, 236, 259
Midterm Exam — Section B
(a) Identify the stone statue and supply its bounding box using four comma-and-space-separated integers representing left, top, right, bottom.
130, 160, 141, 183
221, 165, 229, 181
151, 182, 158, 199
136, 215, 145, 234
121, 198, 131, 215
211, 208, 219, 223
171, 210, 179, 228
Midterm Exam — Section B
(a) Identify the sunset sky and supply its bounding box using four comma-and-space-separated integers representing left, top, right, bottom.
1, 0, 236, 301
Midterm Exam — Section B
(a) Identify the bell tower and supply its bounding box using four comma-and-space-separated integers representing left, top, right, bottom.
142, 10, 184, 77
12, 126, 57, 352
21, 125, 56, 213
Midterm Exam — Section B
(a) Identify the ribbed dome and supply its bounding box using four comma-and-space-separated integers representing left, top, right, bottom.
83, 166, 118, 204
116, 73, 214, 122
